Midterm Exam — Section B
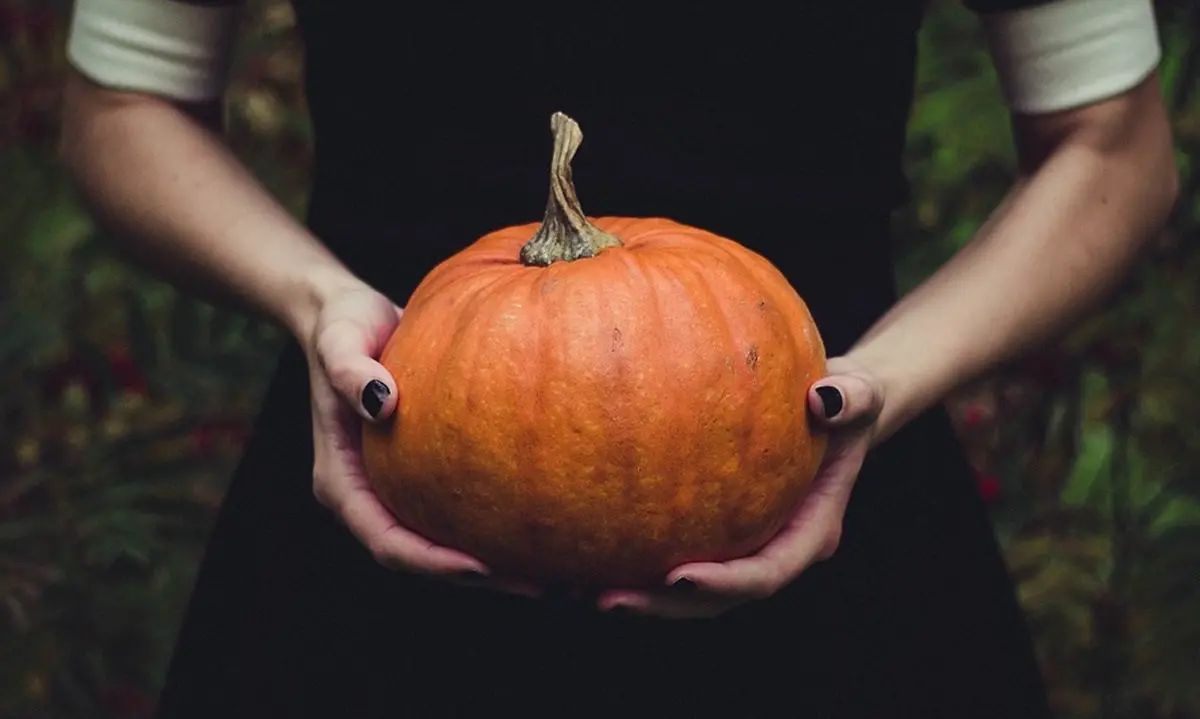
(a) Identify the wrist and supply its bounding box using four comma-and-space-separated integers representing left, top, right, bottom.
841, 343, 939, 444
278, 262, 372, 348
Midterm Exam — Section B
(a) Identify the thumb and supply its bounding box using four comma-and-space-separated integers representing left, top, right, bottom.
314, 320, 399, 422
807, 373, 883, 429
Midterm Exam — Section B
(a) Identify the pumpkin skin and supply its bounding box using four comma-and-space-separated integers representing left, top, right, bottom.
361, 114, 828, 588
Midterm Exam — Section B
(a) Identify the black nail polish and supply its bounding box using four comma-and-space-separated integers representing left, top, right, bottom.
815, 385, 843, 419
671, 577, 698, 592
361, 379, 390, 418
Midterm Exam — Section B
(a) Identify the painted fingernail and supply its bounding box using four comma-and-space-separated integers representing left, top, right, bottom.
815, 385, 843, 419
361, 379, 390, 418
670, 577, 698, 592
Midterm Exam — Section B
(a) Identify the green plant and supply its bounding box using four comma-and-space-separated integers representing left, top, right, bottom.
0, 0, 1196, 715
916, 2, 1200, 717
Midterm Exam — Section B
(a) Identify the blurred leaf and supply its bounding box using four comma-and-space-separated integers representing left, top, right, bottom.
1, 0, 1197, 716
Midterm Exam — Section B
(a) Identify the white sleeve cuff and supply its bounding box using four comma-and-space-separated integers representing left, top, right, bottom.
980, 0, 1162, 114
66, 0, 242, 102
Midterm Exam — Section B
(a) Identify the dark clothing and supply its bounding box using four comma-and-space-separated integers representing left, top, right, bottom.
156, 2, 1053, 716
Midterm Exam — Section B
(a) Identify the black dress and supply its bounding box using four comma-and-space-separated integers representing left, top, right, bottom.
155, 2, 1053, 716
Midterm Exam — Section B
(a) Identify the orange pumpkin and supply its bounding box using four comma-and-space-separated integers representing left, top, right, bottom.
362, 113, 828, 588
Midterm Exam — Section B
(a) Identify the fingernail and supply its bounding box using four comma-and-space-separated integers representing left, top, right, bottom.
815, 385, 843, 419
670, 577, 698, 592
361, 379, 390, 418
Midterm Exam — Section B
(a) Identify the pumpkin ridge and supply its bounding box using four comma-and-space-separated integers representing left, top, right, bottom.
416, 264, 518, 309
678, 256, 750, 501
627, 226, 737, 253
681, 251, 773, 502
362, 112, 829, 587
429, 270, 531, 402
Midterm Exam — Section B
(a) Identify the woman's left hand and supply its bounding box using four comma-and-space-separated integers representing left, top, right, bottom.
596, 357, 885, 619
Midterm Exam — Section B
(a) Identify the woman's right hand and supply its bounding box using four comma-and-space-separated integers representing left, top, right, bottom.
302, 282, 537, 596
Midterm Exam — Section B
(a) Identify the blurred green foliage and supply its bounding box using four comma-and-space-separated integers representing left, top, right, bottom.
0, 0, 1196, 717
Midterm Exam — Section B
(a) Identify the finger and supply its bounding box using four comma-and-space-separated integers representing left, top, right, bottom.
315, 318, 399, 422
808, 374, 883, 428
335, 482, 489, 576
668, 504, 848, 598
667, 444, 867, 597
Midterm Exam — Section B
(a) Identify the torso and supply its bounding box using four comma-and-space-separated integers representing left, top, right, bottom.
143, 4, 1059, 716
292, 1, 929, 352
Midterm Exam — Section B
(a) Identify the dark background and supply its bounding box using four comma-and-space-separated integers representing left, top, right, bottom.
0, 1, 1197, 716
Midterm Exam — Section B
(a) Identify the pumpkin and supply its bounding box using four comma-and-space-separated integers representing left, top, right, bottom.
361, 112, 828, 588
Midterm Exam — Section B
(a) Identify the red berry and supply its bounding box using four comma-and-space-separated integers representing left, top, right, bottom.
975, 473, 1001, 503
961, 403, 988, 428
106, 347, 148, 395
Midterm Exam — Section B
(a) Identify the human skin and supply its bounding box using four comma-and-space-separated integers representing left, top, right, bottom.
58, 67, 1178, 614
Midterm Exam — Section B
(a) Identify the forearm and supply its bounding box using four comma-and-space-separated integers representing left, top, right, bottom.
58, 71, 362, 343
849, 79, 1179, 441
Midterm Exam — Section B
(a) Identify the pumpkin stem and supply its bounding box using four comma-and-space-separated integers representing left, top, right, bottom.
519, 112, 623, 266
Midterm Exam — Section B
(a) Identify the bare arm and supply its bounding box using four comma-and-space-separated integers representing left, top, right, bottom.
850, 72, 1179, 439
57, 0, 502, 581
58, 70, 362, 344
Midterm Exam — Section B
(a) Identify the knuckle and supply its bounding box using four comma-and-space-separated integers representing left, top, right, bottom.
311, 470, 333, 507
747, 569, 782, 600
746, 585, 773, 602
763, 568, 787, 597
820, 524, 844, 560
315, 318, 366, 366
366, 538, 403, 568
325, 361, 360, 397
313, 318, 351, 353
311, 467, 345, 517
311, 328, 340, 368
